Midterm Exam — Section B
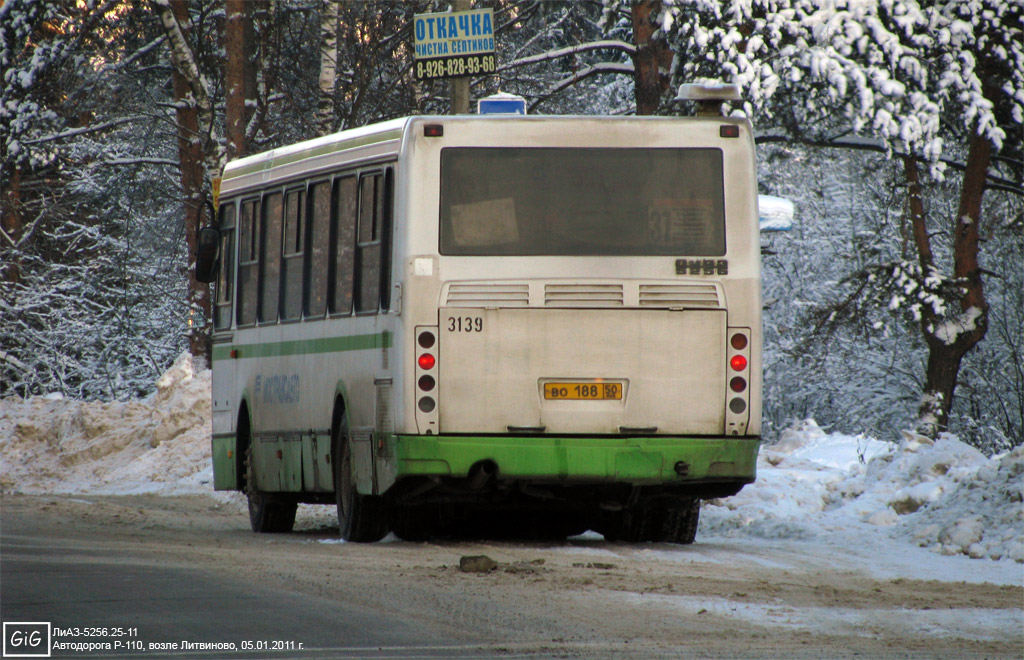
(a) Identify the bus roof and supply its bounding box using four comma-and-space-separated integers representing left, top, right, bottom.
222, 117, 409, 183
220, 114, 753, 194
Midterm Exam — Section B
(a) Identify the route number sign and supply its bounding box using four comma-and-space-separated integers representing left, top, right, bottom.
413, 8, 495, 81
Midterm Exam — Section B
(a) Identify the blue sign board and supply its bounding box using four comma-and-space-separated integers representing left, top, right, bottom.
478, 95, 527, 115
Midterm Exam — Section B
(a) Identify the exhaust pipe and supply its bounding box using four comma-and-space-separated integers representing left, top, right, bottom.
467, 460, 498, 490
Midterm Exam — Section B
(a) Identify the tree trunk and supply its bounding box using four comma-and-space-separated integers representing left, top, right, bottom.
316, 0, 339, 135
225, 0, 247, 159
1, 167, 22, 285
915, 127, 992, 437
166, 0, 213, 362
243, 1, 259, 144
630, 1, 672, 115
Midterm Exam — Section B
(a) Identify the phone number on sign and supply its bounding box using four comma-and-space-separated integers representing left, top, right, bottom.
416, 54, 496, 80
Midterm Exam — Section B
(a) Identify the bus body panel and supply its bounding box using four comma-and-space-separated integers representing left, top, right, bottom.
438, 307, 726, 435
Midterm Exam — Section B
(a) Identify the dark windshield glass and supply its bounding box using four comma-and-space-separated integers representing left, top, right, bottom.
440, 147, 725, 256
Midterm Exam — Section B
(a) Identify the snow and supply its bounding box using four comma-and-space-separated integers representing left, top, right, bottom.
0, 352, 214, 496
2, 358, 1022, 586
757, 195, 794, 231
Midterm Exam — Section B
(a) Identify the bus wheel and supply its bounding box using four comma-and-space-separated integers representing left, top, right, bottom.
332, 416, 388, 543
658, 498, 700, 544
600, 506, 656, 543
245, 446, 297, 533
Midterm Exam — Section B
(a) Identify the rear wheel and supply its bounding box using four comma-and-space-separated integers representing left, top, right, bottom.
245, 445, 297, 533
600, 496, 700, 544
658, 498, 700, 544
333, 414, 388, 542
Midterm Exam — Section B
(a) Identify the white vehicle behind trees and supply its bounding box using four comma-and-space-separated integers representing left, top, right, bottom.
196, 87, 770, 542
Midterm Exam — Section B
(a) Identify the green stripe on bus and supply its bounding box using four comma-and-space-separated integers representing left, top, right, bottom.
211, 331, 392, 362
224, 129, 404, 181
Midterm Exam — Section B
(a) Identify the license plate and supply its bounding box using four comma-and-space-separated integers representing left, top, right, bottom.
544, 381, 623, 400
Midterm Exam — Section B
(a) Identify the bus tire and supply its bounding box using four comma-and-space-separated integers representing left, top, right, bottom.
601, 506, 658, 543
245, 445, 297, 533
332, 414, 388, 543
658, 498, 700, 544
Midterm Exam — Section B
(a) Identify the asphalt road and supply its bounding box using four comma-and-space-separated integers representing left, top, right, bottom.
1, 493, 1021, 660
0, 497, 506, 660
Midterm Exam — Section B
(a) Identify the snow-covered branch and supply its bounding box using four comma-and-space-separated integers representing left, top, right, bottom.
102, 158, 181, 168
755, 133, 1024, 197
528, 62, 635, 113
106, 34, 167, 73
22, 118, 141, 146
499, 40, 635, 73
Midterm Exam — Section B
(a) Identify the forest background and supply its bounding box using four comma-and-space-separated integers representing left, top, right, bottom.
2, 0, 1021, 453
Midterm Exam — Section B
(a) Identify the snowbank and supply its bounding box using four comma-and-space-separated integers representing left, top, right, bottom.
1, 360, 1021, 565
701, 420, 1024, 563
0, 352, 213, 495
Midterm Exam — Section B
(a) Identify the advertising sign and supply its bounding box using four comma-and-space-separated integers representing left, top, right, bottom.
413, 8, 495, 80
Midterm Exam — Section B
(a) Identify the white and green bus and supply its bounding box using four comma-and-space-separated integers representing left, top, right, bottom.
199, 93, 765, 543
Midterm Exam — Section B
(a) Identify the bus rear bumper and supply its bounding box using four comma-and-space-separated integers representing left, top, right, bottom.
390, 434, 759, 489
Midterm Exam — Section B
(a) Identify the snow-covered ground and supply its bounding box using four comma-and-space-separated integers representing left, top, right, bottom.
2, 354, 1021, 586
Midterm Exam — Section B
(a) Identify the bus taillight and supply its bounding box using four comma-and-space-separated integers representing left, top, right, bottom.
726, 329, 752, 436
415, 325, 440, 434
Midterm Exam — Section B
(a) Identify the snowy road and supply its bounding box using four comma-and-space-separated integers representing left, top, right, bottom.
1, 493, 1020, 659
2, 357, 1022, 657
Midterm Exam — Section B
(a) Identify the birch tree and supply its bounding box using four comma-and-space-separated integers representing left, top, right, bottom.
154, 0, 224, 361
316, 0, 339, 135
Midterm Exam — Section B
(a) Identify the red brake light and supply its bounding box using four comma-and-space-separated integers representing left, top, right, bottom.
418, 353, 435, 370
730, 355, 747, 371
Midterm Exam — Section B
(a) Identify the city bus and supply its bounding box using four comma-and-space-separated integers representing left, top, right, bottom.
199, 93, 763, 543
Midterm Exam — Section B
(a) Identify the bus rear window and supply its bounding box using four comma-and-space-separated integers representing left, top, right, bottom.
439, 148, 725, 256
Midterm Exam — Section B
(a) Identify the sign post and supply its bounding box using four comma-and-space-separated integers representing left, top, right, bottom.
412, 4, 495, 114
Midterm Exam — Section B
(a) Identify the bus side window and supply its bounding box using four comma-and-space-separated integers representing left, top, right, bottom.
330, 176, 357, 315
306, 181, 331, 318
355, 172, 382, 314
379, 167, 393, 311
214, 203, 236, 331
237, 199, 260, 326
281, 188, 305, 321
260, 192, 283, 324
